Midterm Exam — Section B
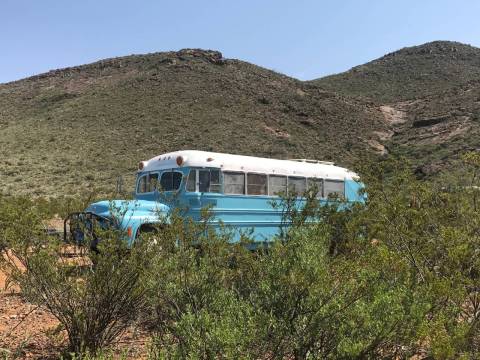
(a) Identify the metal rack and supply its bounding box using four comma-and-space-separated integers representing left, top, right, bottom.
288, 159, 335, 166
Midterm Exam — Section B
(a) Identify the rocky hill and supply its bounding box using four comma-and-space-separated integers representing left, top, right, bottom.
312, 41, 480, 103
0, 49, 384, 196
312, 41, 480, 177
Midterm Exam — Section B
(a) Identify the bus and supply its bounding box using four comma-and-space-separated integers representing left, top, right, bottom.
64, 150, 364, 246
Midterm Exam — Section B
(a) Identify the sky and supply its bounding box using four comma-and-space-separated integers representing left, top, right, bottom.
1, 0, 480, 84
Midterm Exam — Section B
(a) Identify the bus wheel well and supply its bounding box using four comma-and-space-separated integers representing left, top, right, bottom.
137, 223, 162, 237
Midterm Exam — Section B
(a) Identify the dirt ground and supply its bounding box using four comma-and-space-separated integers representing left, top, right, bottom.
0, 264, 149, 359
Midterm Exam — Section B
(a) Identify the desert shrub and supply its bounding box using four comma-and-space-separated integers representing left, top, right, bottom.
0, 197, 150, 356
142, 209, 261, 358
3, 154, 480, 358
142, 155, 480, 358
143, 194, 427, 358
355, 155, 480, 358
237, 199, 427, 359
67, 350, 130, 360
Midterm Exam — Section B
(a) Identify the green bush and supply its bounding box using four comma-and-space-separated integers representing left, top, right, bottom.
2, 154, 480, 358
142, 195, 426, 358
142, 210, 260, 358
0, 197, 150, 356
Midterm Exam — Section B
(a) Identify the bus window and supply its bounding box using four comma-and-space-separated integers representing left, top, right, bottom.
137, 175, 148, 193
307, 178, 323, 198
288, 177, 307, 196
247, 174, 267, 195
187, 169, 221, 193
186, 170, 196, 192
198, 169, 221, 193
198, 170, 210, 192
324, 179, 344, 198
210, 170, 221, 193
160, 171, 183, 191
149, 173, 159, 192
269, 175, 287, 196
224, 172, 245, 195
199, 170, 210, 192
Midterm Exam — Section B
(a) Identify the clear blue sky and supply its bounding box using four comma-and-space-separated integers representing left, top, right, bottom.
1, 0, 480, 84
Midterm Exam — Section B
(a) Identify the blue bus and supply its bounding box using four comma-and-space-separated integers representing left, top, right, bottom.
64, 150, 364, 246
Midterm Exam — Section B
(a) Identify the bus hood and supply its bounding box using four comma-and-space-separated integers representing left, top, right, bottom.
85, 199, 170, 227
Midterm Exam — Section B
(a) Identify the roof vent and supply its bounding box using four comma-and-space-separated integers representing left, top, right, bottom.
289, 159, 335, 166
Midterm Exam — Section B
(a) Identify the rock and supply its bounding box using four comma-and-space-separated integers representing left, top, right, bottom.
299, 118, 314, 126
412, 115, 448, 128
176, 49, 224, 64
367, 139, 388, 156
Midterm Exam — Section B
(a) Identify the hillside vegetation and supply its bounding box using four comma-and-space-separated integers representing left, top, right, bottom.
313, 41, 480, 176
1, 41, 480, 196
0, 49, 383, 196
386, 79, 480, 176
312, 41, 480, 102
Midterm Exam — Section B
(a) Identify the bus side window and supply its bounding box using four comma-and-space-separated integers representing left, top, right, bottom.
324, 179, 345, 199
186, 169, 196, 192
199, 170, 210, 192
210, 170, 221, 193
190, 169, 221, 193
288, 177, 307, 196
247, 173, 267, 195
307, 178, 323, 198
224, 172, 245, 195
269, 175, 287, 196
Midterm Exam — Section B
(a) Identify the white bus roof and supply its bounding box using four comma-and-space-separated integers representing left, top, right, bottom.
140, 150, 357, 181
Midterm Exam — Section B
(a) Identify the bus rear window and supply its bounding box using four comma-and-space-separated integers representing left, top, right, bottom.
160, 171, 183, 191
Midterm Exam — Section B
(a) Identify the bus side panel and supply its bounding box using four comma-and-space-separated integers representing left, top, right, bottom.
182, 192, 284, 243
345, 179, 365, 202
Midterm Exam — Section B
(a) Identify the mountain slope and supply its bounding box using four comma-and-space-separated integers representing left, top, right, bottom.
0, 49, 384, 196
310, 41, 480, 176
311, 41, 480, 103
383, 79, 480, 176
3, 42, 480, 197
